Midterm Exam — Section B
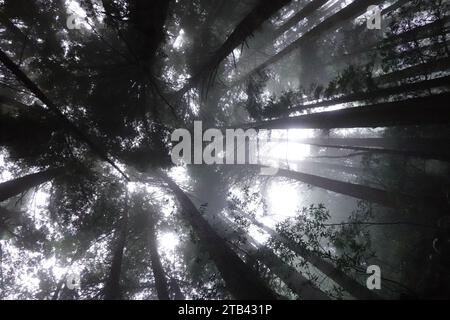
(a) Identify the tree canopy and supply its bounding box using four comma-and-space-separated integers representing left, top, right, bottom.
0, 0, 449, 300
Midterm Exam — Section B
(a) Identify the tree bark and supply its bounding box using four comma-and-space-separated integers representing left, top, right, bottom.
104, 213, 128, 300
158, 170, 277, 299
343, 0, 433, 56
240, 164, 443, 209
175, 0, 292, 98
232, 211, 381, 300
0, 95, 37, 114
380, 15, 450, 50
169, 277, 185, 300
0, 167, 64, 202
268, 137, 450, 162
146, 213, 170, 300
237, 0, 382, 82
214, 213, 329, 299
284, 75, 450, 114
236, 0, 336, 74
265, 158, 364, 175
126, 0, 171, 62
270, 0, 330, 41
274, 166, 430, 208
51, 277, 65, 300
251, 245, 330, 299
374, 57, 450, 84
240, 92, 450, 130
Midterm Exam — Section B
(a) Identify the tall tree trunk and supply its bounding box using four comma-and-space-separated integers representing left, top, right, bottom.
284, 75, 450, 114
243, 165, 444, 209
328, 38, 449, 67
274, 167, 432, 208
169, 277, 185, 300
52, 277, 65, 300
378, 15, 450, 53
236, 0, 382, 83
146, 213, 170, 300
308, 152, 371, 160
291, 137, 450, 151
158, 170, 277, 299
0, 11, 29, 48
175, 0, 292, 98
51, 245, 86, 300
251, 245, 330, 299
126, 0, 171, 62
239, 0, 330, 67
240, 92, 450, 130
270, 0, 330, 41
0, 167, 64, 202
303, 161, 363, 175
232, 211, 381, 300
104, 212, 128, 300
323, 7, 450, 65
374, 57, 450, 84
215, 215, 330, 299
352, 0, 412, 35
389, 41, 450, 64
265, 158, 364, 175
267, 137, 450, 162
0, 95, 37, 114
342, 0, 434, 56
210, 212, 328, 299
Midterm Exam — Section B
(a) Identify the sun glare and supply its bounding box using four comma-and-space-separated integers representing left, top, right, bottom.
159, 232, 180, 252
267, 179, 299, 220
260, 129, 314, 164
